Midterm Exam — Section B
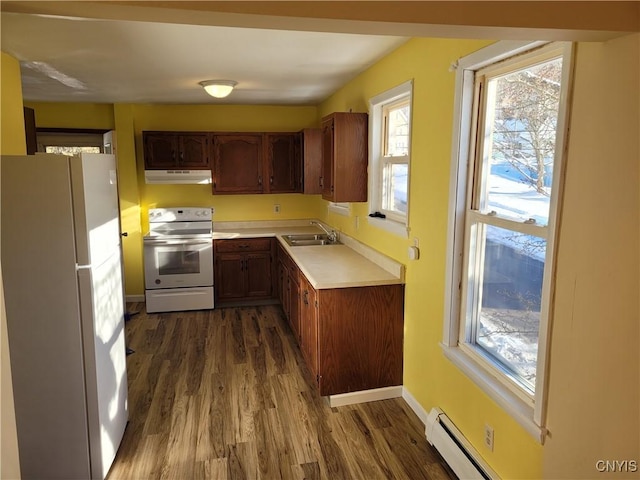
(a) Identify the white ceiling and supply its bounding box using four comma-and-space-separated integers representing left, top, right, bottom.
1, 11, 408, 105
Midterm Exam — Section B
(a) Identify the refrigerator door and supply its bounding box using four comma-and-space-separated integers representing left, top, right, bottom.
77, 253, 128, 480
70, 153, 121, 267
70, 153, 128, 478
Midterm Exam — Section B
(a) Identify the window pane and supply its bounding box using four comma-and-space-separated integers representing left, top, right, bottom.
474, 224, 546, 390
383, 163, 408, 214
481, 58, 563, 226
385, 102, 410, 156
45, 146, 101, 155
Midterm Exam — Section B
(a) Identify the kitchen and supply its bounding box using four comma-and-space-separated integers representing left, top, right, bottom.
1, 2, 638, 480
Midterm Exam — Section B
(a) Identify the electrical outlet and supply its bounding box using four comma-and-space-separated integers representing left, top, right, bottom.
274, 204, 281, 214
484, 424, 494, 451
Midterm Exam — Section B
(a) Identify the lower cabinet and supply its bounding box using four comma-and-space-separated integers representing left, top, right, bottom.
277, 243, 301, 341
214, 238, 275, 305
278, 243, 404, 396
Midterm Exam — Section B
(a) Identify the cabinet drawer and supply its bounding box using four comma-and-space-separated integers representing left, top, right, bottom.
215, 238, 272, 253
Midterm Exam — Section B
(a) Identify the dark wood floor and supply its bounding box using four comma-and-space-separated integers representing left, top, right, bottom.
107, 303, 454, 479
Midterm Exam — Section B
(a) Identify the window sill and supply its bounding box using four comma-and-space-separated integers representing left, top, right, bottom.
328, 203, 350, 216
440, 344, 546, 444
367, 215, 408, 238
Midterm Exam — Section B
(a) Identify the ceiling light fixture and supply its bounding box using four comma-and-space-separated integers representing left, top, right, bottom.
199, 79, 237, 99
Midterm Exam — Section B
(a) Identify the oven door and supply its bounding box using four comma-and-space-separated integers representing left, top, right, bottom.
144, 238, 213, 289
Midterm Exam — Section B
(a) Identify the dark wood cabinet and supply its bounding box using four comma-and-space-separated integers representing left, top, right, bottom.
143, 131, 209, 169
266, 133, 300, 193
321, 112, 368, 202
277, 240, 404, 397
300, 274, 319, 379
301, 128, 323, 194
314, 285, 403, 396
214, 238, 274, 304
212, 134, 264, 194
277, 243, 301, 340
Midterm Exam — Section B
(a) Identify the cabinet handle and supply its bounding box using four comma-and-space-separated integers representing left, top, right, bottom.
270, 176, 273, 185
179, 151, 184, 164
319, 176, 323, 188
303, 290, 309, 305
238, 244, 249, 249
258, 176, 263, 186
240, 260, 244, 271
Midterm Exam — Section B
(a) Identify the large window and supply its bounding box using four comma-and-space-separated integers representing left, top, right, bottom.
369, 80, 412, 236
443, 42, 573, 441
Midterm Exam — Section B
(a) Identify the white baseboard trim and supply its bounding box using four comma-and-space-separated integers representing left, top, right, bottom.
125, 295, 145, 303
328, 386, 403, 408
402, 387, 429, 427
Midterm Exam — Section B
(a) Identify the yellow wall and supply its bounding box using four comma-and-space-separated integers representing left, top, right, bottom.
317, 37, 544, 478
543, 33, 640, 479
0, 51, 22, 480
22, 102, 114, 130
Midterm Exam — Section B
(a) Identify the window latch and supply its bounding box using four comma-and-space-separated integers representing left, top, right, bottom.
487, 210, 497, 216
524, 218, 537, 224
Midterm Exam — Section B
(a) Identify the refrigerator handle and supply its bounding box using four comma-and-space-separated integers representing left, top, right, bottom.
76, 264, 92, 271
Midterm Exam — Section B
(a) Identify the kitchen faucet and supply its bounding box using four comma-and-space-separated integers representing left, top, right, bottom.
310, 221, 338, 243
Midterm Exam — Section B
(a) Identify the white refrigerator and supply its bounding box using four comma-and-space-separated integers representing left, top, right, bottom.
1, 153, 129, 479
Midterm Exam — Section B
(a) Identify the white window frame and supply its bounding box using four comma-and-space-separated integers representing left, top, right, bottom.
442, 41, 574, 443
368, 80, 413, 237
37, 131, 105, 153
328, 202, 351, 216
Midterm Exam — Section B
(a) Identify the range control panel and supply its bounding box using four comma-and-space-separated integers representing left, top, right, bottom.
148, 207, 213, 223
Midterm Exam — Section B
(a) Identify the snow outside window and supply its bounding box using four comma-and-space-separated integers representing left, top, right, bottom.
443, 41, 573, 441
368, 81, 412, 237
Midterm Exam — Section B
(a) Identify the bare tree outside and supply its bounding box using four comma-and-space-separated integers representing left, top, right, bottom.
491, 59, 563, 198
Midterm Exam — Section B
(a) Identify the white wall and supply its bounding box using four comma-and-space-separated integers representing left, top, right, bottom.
543, 33, 640, 479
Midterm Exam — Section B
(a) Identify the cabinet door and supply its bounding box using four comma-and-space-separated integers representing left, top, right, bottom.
300, 277, 319, 381
267, 133, 299, 193
144, 133, 179, 169
320, 113, 368, 202
301, 128, 322, 194
321, 118, 335, 200
288, 265, 301, 342
278, 256, 290, 317
245, 252, 272, 298
180, 134, 210, 169
213, 134, 263, 194
215, 253, 245, 300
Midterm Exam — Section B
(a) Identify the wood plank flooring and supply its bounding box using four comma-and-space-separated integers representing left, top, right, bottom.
107, 304, 454, 480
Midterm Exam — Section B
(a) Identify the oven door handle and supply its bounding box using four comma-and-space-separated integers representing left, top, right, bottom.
144, 238, 212, 246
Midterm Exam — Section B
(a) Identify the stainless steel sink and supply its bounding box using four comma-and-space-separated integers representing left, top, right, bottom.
282, 234, 341, 247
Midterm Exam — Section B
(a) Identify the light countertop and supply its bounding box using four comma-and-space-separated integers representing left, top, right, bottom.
213, 224, 404, 290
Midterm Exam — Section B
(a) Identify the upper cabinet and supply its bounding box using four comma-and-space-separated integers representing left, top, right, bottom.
212, 132, 303, 195
321, 112, 368, 202
265, 133, 300, 194
142, 129, 322, 195
212, 134, 264, 194
300, 128, 323, 195
143, 131, 210, 169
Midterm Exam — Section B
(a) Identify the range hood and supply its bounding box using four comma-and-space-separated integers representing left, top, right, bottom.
144, 170, 212, 185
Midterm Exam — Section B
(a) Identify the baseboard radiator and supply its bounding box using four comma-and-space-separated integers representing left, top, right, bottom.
426, 408, 499, 480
